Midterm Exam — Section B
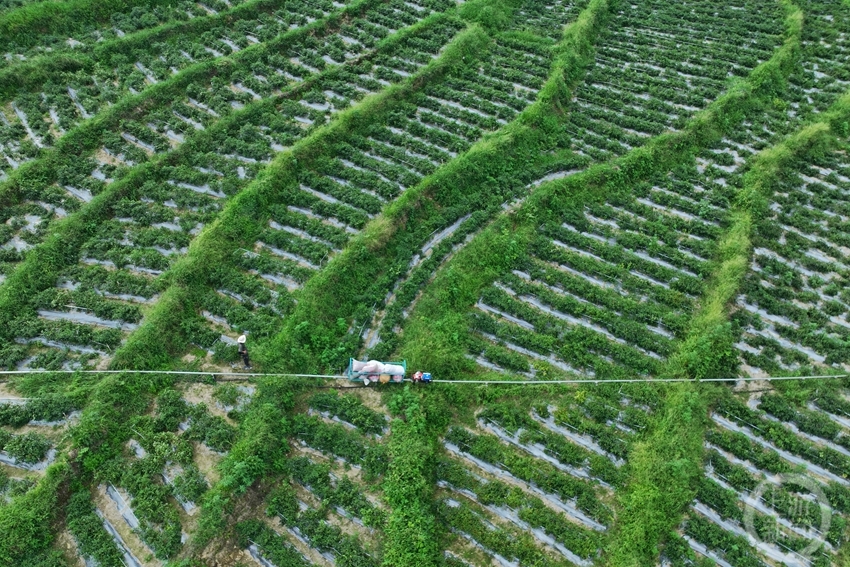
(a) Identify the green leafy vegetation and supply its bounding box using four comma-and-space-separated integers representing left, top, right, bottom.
2, 0, 850, 565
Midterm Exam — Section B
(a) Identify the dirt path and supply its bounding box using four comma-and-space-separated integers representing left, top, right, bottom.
55, 528, 86, 567
92, 484, 162, 567
193, 442, 223, 485
266, 515, 334, 567
0, 383, 24, 399
181, 383, 235, 424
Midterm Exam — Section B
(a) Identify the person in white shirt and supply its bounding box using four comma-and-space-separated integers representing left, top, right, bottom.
237, 334, 251, 369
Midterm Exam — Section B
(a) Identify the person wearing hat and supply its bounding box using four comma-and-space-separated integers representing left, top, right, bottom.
237, 334, 251, 369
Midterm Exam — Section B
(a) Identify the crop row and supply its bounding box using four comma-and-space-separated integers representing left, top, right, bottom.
437, 455, 603, 562
308, 390, 387, 436
291, 414, 388, 479
288, 455, 386, 528
715, 396, 850, 483
236, 519, 311, 567
732, 147, 850, 374
479, 401, 630, 486
562, 0, 784, 162
0, 429, 51, 464
703, 450, 847, 547
65, 488, 128, 567
683, 515, 769, 567
674, 435, 824, 567
757, 393, 850, 448
438, 498, 575, 567
2, 8, 462, 370
0, 394, 76, 426
1, 0, 256, 66
192, 32, 553, 348
708, 443, 850, 522
692, 470, 839, 566
444, 425, 612, 526
266, 476, 380, 567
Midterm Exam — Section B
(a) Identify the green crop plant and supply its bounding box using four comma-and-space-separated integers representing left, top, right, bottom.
0, 463, 68, 564
2, 0, 850, 565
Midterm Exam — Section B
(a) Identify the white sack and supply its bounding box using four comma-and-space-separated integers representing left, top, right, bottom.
383, 364, 405, 376
361, 360, 384, 373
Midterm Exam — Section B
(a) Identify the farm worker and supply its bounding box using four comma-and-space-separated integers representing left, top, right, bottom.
237, 334, 252, 370
413, 371, 423, 383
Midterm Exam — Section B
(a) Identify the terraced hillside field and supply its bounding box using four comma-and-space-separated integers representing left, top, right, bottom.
2, 0, 850, 566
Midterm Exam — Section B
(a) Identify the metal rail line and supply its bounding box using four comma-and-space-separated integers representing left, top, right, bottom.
0, 369, 845, 384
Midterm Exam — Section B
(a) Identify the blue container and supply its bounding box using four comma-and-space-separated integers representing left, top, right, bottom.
422, 373, 432, 382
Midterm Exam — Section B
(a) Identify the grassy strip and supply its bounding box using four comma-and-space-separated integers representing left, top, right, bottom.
262, 0, 611, 374
604, 383, 706, 566
0, 461, 68, 564
379, 7, 606, 565
665, 120, 833, 382
604, 40, 850, 567
0, 54, 90, 100
109, 21, 492, 370
383, 424, 435, 566
605, 121, 841, 567
382, 387, 441, 567
0, 14, 477, 557
399, 0, 802, 379
0, 0, 175, 48
0, 0, 390, 340
0, 0, 281, 100
192, 379, 292, 549
0, 0, 383, 210
71, 373, 166, 473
